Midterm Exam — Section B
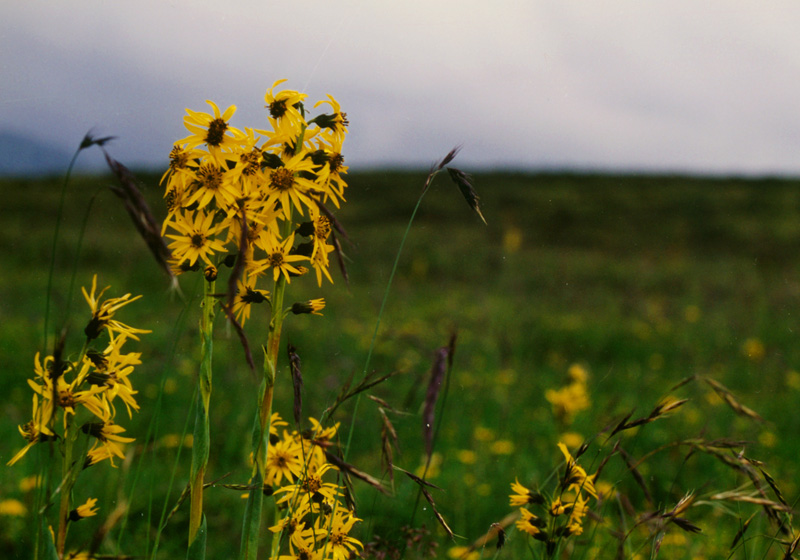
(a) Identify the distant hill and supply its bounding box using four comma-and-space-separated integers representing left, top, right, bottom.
0, 130, 82, 177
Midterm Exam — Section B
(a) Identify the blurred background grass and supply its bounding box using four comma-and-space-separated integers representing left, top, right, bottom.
2, 169, 800, 558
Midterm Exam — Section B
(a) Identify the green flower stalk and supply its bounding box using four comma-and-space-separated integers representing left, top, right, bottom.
188, 270, 217, 555
9, 276, 147, 558
160, 80, 350, 560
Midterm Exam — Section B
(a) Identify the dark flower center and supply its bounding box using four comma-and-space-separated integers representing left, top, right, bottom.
169, 146, 190, 170
329, 152, 344, 173
271, 168, 294, 192
205, 118, 228, 146
191, 233, 205, 248
198, 165, 222, 190
269, 99, 287, 119
269, 252, 285, 268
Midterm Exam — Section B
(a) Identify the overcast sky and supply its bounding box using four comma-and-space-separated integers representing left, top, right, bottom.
3, 1, 800, 174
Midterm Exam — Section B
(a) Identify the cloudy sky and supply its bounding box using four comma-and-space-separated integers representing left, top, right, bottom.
3, 1, 800, 174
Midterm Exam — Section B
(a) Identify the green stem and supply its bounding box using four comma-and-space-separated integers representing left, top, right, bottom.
56, 414, 79, 558
240, 216, 293, 560
188, 278, 215, 555
342, 171, 440, 460
44, 146, 83, 350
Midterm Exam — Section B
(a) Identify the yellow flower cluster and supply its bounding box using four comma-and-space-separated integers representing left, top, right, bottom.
265, 414, 363, 560
509, 443, 598, 554
8, 276, 148, 468
545, 363, 591, 425
160, 80, 349, 324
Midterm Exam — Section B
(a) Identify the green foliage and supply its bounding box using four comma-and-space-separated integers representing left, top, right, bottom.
2, 171, 799, 558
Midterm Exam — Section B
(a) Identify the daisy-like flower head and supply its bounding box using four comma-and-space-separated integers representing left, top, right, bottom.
266, 153, 319, 220
264, 79, 307, 127
314, 507, 362, 560
165, 209, 228, 269
28, 372, 110, 428
253, 232, 307, 284
82, 275, 151, 341
180, 100, 245, 157
311, 95, 348, 149
184, 162, 240, 213
266, 431, 304, 486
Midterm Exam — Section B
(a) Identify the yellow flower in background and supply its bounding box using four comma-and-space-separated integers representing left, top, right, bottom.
0, 499, 27, 516
560, 431, 584, 449
742, 337, 765, 362
456, 449, 477, 464
502, 225, 522, 253
490, 440, 515, 455
448, 546, 480, 560
473, 426, 495, 442
567, 363, 588, 384
787, 370, 800, 390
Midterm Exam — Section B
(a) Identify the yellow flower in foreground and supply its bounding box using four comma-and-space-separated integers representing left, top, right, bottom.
510, 478, 544, 507
165, 209, 227, 269
253, 233, 307, 283
82, 275, 151, 341
558, 442, 598, 498
516, 507, 543, 536
70, 498, 99, 521
180, 99, 244, 155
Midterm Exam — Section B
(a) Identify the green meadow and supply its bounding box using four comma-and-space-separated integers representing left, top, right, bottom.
2, 170, 799, 558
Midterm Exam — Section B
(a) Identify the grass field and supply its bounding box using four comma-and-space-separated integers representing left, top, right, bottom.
2, 169, 799, 559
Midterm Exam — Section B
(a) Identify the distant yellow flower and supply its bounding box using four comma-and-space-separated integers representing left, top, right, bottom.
684, 304, 701, 323
448, 546, 480, 560
560, 432, 584, 449
759, 431, 777, 448
787, 370, 800, 390
473, 426, 495, 442
742, 338, 765, 362
490, 440, 515, 455
0, 499, 27, 516
456, 449, 477, 464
